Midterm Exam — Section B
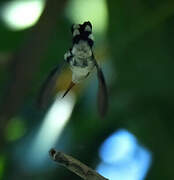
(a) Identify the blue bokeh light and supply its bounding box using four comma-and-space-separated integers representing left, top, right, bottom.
99, 129, 137, 163
97, 129, 152, 180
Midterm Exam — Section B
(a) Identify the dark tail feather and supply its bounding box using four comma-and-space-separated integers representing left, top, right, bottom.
62, 81, 75, 98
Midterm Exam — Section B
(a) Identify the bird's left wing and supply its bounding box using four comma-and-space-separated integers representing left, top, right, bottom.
37, 62, 66, 109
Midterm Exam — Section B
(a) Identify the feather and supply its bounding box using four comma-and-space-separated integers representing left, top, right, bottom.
37, 62, 65, 109
62, 81, 75, 98
95, 60, 108, 117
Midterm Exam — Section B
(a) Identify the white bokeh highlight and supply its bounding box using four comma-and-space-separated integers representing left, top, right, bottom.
66, 0, 108, 35
29, 92, 75, 167
1, 0, 45, 30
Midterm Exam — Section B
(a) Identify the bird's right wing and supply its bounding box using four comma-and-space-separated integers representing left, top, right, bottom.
94, 59, 108, 118
37, 62, 66, 109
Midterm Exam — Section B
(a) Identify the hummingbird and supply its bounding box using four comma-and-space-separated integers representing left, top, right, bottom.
38, 21, 108, 117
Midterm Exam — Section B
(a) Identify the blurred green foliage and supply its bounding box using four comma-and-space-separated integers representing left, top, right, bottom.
0, 155, 5, 180
5, 117, 26, 141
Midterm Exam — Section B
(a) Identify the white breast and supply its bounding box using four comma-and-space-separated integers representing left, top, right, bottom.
71, 60, 95, 83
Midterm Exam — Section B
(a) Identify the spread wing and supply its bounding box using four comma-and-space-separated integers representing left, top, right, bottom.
37, 62, 66, 109
94, 59, 108, 117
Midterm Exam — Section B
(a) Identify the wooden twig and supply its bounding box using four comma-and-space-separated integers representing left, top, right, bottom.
49, 148, 109, 180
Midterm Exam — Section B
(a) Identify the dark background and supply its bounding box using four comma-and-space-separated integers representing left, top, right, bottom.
0, 0, 174, 179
